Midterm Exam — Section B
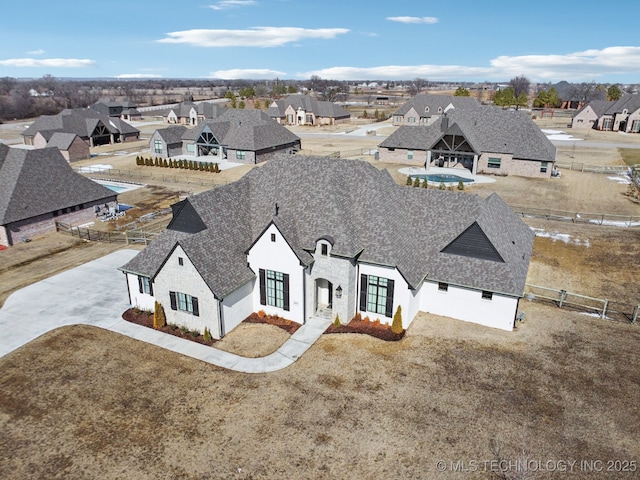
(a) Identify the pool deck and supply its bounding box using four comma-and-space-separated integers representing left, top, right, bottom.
398, 166, 496, 184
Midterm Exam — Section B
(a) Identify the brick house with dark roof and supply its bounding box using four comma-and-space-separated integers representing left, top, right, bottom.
163, 101, 227, 126
22, 108, 140, 147
266, 94, 350, 126
380, 107, 557, 178
120, 156, 534, 338
45, 132, 90, 162
392, 94, 482, 126
0, 144, 117, 246
151, 109, 301, 164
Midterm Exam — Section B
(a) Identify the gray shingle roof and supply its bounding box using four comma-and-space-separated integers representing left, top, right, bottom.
46, 132, 81, 150
180, 109, 300, 152
0, 146, 116, 225
381, 107, 556, 162
22, 108, 139, 139
267, 94, 350, 120
156, 125, 187, 145
603, 94, 640, 115
121, 156, 533, 299
393, 94, 482, 116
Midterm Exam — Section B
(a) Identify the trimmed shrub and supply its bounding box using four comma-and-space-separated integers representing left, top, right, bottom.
153, 301, 167, 329
333, 314, 341, 328
422, 179, 429, 188
406, 175, 413, 186
391, 305, 403, 334
169, 159, 174, 168
203, 327, 212, 342
439, 179, 446, 190
163, 159, 168, 168
457, 179, 465, 190
413, 176, 421, 187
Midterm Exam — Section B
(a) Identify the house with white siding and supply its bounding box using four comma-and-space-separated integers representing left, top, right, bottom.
119, 156, 534, 338
266, 94, 350, 126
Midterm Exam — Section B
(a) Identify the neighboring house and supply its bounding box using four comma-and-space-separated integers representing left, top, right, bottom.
150, 126, 187, 158
91, 99, 142, 122
379, 107, 557, 178
120, 156, 534, 339
571, 101, 612, 129
266, 94, 351, 126
45, 132, 90, 161
151, 109, 301, 164
0, 144, 117, 246
392, 94, 482, 126
163, 101, 226, 126
22, 108, 140, 147
594, 95, 640, 133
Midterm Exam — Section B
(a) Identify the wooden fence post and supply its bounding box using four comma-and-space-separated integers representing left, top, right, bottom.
601, 299, 608, 319
632, 305, 639, 324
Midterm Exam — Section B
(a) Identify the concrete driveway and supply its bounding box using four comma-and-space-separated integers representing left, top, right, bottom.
0, 249, 330, 372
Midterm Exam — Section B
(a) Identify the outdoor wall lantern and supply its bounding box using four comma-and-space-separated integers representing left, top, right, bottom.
335, 285, 342, 298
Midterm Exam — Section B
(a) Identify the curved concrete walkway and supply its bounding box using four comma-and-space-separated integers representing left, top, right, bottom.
0, 249, 331, 373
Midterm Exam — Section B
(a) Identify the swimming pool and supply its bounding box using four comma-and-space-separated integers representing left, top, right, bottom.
411, 174, 474, 184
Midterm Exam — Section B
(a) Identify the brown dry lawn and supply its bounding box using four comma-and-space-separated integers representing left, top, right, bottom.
1, 116, 640, 479
1, 303, 639, 479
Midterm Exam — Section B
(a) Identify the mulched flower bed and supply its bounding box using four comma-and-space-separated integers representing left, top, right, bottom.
243, 312, 301, 334
325, 315, 405, 341
122, 308, 217, 346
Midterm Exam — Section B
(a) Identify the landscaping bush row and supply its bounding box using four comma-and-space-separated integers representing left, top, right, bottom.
406, 175, 465, 191
135, 155, 221, 172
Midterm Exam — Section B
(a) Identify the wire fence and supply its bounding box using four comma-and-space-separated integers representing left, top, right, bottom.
556, 162, 639, 174
75, 166, 230, 188
296, 148, 378, 159
510, 205, 640, 227
524, 284, 639, 324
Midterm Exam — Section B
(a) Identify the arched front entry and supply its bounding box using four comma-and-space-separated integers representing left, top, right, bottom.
315, 278, 333, 318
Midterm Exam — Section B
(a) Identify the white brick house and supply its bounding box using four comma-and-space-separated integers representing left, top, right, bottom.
120, 156, 534, 337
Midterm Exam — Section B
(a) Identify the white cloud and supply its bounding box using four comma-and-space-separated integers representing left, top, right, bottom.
209, 68, 287, 79
209, 0, 257, 10
158, 27, 349, 47
386, 16, 438, 24
27, 49, 45, 55
0, 58, 95, 68
114, 73, 164, 79
299, 46, 640, 81
299, 64, 492, 81
490, 46, 640, 80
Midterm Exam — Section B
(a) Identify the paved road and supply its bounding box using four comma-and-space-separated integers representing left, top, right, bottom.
0, 249, 331, 373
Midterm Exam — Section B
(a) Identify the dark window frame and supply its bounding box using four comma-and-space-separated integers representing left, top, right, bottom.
359, 274, 394, 318
259, 268, 290, 311
169, 291, 199, 316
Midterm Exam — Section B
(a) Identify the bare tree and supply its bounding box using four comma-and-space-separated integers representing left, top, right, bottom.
509, 76, 531, 99
407, 77, 429, 96
567, 81, 605, 103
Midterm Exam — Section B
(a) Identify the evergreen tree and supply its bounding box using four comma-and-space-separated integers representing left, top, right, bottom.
413, 176, 421, 187
153, 301, 166, 329
391, 305, 403, 334
406, 175, 413, 186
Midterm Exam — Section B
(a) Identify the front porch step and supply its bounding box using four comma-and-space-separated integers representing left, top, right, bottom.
315, 308, 333, 320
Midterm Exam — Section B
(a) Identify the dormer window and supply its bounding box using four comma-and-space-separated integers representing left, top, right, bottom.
321, 244, 328, 256
425, 106, 430, 113
437, 107, 443, 113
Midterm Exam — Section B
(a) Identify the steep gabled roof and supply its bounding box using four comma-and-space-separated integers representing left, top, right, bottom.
381, 107, 556, 162
574, 100, 614, 117
393, 94, 482, 116
181, 109, 300, 152
603, 94, 640, 115
0, 146, 116, 225
121, 156, 533, 299
267, 94, 350, 119
22, 108, 139, 138
155, 125, 187, 145
46, 132, 82, 150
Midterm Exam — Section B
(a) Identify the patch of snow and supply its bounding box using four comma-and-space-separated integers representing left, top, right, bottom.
580, 311, 608, 319
607, 174, 631, 185
589, 219, 640, 227
530, 227, 590, 246
541, 129, 583, 141
76, 164, 112, 173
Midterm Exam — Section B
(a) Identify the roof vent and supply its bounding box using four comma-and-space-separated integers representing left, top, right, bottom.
275, 203, 279, 216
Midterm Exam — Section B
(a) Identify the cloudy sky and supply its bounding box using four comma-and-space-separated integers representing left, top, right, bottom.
0, 0, 638, 83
